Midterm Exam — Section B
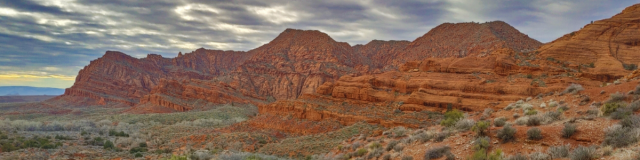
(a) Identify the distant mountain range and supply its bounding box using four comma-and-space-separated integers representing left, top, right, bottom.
0, 86, 65, 96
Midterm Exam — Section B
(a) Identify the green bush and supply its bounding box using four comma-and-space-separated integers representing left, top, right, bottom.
135, 153, 143, 158
623, 63, 638, 71
104, 140, 114, 150
440, 110, 464, 127
562, 123, 576, 138
527, 127, 543, 140
472, 121, 490, 136
601, 102, 625, 116
497, 124, 516, 143
473, 137, 490, 151
525, 110, 538, 116
469, 148, 488, 160
129, 147, 148, 154
139, 142, 147, 148
109, 130, 129, 137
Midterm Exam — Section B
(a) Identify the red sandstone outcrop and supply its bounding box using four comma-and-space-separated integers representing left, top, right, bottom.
537, 4, 640, 81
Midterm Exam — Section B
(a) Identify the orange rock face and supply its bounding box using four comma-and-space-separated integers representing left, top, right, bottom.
537, 4, 640, 81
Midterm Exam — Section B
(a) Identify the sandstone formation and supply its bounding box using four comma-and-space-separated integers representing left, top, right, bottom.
537, 3, 640, 81
55, 22, 545, 113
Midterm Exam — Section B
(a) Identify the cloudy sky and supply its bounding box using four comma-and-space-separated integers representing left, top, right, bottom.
0, 0, 636, 88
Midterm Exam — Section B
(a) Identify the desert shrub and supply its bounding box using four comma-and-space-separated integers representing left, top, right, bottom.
505, 153, 528, 160
586, 109, 599, 116
392, 127, 407, 138
527, 116, 542, 126
393, 144, 405, 152
548, 144, 570, 158
527, 127, 543, 140
610, 107, 632, 119
521, 103, 533, 111
562, 84, 584, 95
109, 130, 129, 137
434, 131, 450, 142
355, 148, 368, 157
494, 117, 506, 127
620, 115, 640, 128
548, 100, 558, 107
569, 146, 596, 160
469, 148, 488, 160
497, 124, 516, 143
455, 119, 476, 131
483, 108, 493, 116
529, 152, 550, 160
191, 150, 213, 160
557, 105, 570, 112
542, 111, 562, 123
385, 140, 399, 151
603, 125, 639, 147
473, 136, 490, 151
562, 123, 577, 138
513, 113, 520, 119
505, 104, 514, 110
103, 140, 115, 150
381, 154, 391, 160
515, 117, 528, 125
139, 142, 147, 148
352, 142, 362, 150
471, 121, 490, 136
601, 102, 625, 116
401, 156, 413, 160
424, 146, 451, 159
217, 152, 284, 160
369, 142, 381, 149
135, 153, 143, 158
629, 101, 640, 112
129, 147, 148, 154
606, 92, 626, 103
367, 148, 383, 159
440, 110, 464, 127
525, 109, 538, 116
411, 132, 432, 143
600, 146, 613, 156
623, 63, 638, 71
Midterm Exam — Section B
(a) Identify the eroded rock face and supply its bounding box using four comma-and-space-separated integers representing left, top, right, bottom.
61, 49, 254, 111
538, 4, 640, 81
